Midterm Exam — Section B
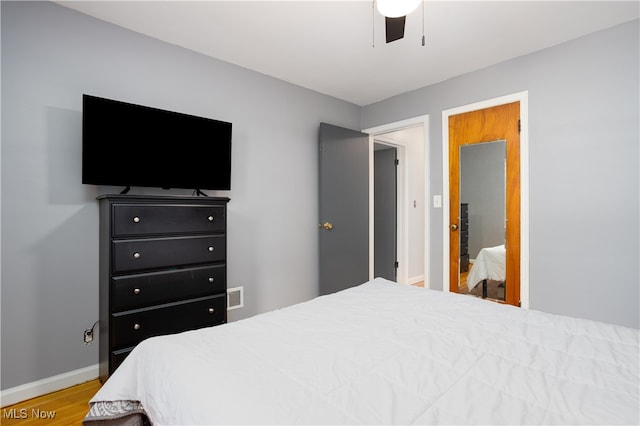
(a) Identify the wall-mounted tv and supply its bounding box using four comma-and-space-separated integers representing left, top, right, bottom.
82, 94, 232, 192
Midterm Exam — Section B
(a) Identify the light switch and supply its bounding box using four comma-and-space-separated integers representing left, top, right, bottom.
433, 195, 442, 208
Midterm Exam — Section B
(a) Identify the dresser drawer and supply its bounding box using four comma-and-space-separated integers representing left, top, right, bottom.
460, 241, 469, 256
111, 346, 134, 373
113, 235, 225, 273
112, 204, 225, 236
112, 264, 226, 311
111, 295, 226, 349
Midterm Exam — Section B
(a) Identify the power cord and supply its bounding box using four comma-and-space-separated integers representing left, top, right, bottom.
83, 321, 99, 345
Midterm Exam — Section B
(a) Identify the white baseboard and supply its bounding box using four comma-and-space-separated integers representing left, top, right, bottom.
1, 364, 99, 407
407, 275, 425, 285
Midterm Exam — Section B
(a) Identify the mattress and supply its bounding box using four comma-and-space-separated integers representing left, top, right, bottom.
86, 278, 639, 425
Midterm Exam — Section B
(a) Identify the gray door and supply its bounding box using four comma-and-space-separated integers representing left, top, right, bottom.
374, 145, 397, 281
319, 123, 369, 295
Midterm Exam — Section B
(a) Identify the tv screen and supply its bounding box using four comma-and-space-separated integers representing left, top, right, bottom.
82, 94, 232, 191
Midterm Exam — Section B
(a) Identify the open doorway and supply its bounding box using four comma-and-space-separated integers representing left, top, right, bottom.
374, 143, 398, 281
364, 116, 429, 287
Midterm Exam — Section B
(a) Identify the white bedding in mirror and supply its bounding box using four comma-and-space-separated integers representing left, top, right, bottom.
467, 244, 506, 290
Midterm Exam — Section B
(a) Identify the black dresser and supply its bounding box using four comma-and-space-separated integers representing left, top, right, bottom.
98, 195, 229, 382
460, 203, 469, 273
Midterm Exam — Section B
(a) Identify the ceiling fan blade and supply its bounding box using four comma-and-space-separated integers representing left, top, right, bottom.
385, 16, 406, 43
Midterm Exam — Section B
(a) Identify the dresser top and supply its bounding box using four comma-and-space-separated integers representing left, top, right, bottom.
97, 194, 230, 203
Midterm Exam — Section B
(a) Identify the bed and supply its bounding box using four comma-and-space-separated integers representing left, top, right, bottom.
84, 277, 639, 425
467, 244, 506, 298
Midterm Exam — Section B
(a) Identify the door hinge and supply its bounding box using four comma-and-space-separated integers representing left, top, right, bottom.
395, 158, 399, 166
394, 261, 399, 269
518, 119, 521, 134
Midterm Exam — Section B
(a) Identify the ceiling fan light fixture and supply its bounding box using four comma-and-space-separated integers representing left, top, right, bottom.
376, 0, 421, 18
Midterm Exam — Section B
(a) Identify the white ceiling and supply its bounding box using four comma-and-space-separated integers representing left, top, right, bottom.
57, 1, 639, 106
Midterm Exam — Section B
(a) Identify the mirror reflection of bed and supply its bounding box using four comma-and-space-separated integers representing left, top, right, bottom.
460, 244, 506, 301
459, 140, 506, 302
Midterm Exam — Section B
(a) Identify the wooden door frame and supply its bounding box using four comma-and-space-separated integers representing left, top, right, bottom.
363, 114, 430, 287
441, 92, 530, 308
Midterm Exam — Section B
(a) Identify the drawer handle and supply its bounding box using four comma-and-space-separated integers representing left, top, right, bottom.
208, 216, 214, 222
133, 216, 141, 223
208, 277, 215, 283
208, 246, 214, 252
133, 323, 141, 330
133, 288, 141, 295
133, 252, 141, 259
208, 308, 215, 314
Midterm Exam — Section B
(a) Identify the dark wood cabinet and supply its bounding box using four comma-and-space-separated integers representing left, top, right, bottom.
98, 195, 229, 382
460, 203, 469, 273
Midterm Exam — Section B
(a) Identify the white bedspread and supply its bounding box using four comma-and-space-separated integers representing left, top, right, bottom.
91, 278, 639, 425
467, 244, 506, 290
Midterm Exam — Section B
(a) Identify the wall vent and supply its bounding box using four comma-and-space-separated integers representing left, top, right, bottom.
227, 286, 244, 310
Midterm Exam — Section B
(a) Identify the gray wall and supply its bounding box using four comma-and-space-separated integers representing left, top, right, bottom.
1, 1, 361, 390
363, 19, 639, 328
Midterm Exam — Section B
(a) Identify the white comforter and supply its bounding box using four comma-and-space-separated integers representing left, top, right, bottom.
91, 278, 639, 425
467, 244, 506, 290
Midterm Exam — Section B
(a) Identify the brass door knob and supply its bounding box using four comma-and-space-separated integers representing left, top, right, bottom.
451, 223, 459, 231
322, 222, 333, 230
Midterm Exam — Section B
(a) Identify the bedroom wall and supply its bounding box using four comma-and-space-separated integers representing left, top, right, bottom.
0, 1, 361, 390
362, 19, 640, 328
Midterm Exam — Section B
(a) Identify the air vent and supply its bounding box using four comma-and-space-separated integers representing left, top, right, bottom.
227, 286, 244, 310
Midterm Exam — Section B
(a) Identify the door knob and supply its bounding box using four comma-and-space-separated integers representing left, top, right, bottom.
322, 222, 333, 230
451, 223, 459, 231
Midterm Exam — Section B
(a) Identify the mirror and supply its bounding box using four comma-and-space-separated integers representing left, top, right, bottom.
459, 140, 506, 301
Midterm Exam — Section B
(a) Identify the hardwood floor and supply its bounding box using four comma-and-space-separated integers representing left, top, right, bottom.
1, 380, 101, 425
459, 268, 470, 293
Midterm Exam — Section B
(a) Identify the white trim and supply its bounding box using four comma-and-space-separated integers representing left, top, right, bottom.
1, 364, 99, 407
407, 274, 425, 285
441, 91, 529, 308
368, 137, 375, 280
363, 114, 430, 289
520, 97, 530, 309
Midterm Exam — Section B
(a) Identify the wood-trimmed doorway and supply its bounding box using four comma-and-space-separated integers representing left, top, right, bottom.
442, 92, 529, 308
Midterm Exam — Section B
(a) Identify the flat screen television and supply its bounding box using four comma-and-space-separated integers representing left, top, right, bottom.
82, 94, 232, 191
